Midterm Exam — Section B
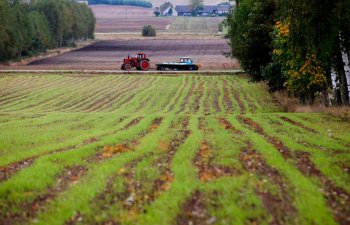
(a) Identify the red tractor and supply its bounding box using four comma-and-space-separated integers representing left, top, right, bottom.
121, 52, 150, 71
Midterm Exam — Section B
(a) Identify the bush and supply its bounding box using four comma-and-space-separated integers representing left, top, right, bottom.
142, 25, 156, 37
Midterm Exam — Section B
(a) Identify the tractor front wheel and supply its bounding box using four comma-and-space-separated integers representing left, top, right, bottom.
139, 60, 150, 71
124, 63, 131, 71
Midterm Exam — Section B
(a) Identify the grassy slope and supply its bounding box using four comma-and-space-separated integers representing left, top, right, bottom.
0, 74, 349, 225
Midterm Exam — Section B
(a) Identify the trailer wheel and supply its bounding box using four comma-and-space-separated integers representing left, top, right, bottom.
140, 60, 150, 71
160, 66, 166, 71
124, 63, 131, 71
121, 64, 125, 70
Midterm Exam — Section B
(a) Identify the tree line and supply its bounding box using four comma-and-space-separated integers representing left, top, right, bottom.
88, 0, 152, 8
0, 0, 95, 62
227, 0, 350, 105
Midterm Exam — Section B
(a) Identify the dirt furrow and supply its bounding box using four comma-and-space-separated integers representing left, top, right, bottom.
239, 117, 350, 225
212, 81, 221, 113
222, 79, 234, 113
75, 117, 187, 224
109, 77, 160, 112
1, 166, 87, 225
192, 78, 204, 113
177, 77, 196, 114
0, 117, 140, 183
218, 118, 243, 135
230, 81, 245, 114
21, 77, 106, 111
240, 142, 296, 225
279, 116, 317, 133
84, 77, 144, 112
194, 142, 240, 182
176, 191, 213, 225
168, 77, 190, 112
0, 77, 82, 109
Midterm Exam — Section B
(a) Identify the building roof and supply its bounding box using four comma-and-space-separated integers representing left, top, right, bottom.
175, 5, 192, 13
202, 5, 217, 13
217, 4, 230, 11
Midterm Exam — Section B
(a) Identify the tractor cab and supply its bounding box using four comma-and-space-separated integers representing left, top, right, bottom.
137, 52, 148, 60
180, 57, 193, 64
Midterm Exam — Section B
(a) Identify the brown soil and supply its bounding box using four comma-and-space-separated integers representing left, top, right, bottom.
240, 142, 296, 225
81, 117, 189, 224
194, 142, 240, 182
0, 158, 35, 182
222, 80, 234, 113
176, 191, 213, 225
177, 77, 196, 114
204, 82, 211, 114
0, 39, 237, 71
94, 117, 162, 161
231, 84, 245, 114
279, 116, 317, 133
239, 116, 350, 225
168, 77, 189, 112
2, 166, 87, 225
218, 118, 243, 135
192, 79, 204, 113
123, 117, 144, 130
212, 81, 221, 113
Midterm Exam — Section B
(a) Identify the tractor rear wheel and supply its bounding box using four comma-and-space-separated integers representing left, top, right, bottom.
139, 60, 150, 71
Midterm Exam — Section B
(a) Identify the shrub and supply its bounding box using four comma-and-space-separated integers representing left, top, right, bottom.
142, 25, 156, 37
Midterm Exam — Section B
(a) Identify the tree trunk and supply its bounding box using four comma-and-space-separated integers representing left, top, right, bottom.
341, 50, 350, 104
331, 67, 342, 105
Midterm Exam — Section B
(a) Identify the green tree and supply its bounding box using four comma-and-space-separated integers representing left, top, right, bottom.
227, 0, 277, 81
190, 0, 203, 15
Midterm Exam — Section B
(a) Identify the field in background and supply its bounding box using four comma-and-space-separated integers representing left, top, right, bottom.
91, 5, 225, 34
0, 74, 349, 225
149, 0, 231, 7
2, 39, 237, 70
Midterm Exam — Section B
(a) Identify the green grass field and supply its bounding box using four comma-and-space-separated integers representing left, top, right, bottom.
167, 17, 224, 33
0, 74, 349, 225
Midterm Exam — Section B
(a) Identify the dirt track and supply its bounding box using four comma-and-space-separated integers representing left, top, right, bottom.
4, 39, 238, 70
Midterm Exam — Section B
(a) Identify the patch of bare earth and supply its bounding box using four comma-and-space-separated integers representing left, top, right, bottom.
194, 142, 240, 182
239, 117, 350, 224
176, 191, 215, 225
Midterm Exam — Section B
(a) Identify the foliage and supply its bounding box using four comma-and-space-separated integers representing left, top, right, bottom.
142, 25, 156, 37
227, 0, 350, 105
0, 0, 95, 62
88, 0, 152, 8
190, 0, 204, 16
227, 0, 276, 81
153, 10, 160, 17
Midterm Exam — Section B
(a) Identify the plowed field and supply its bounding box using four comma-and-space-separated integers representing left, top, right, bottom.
16, 39, 237, 70
0, 74, 349, 225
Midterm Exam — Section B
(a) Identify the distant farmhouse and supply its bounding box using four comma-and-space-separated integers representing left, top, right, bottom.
174, 3, 232, 17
